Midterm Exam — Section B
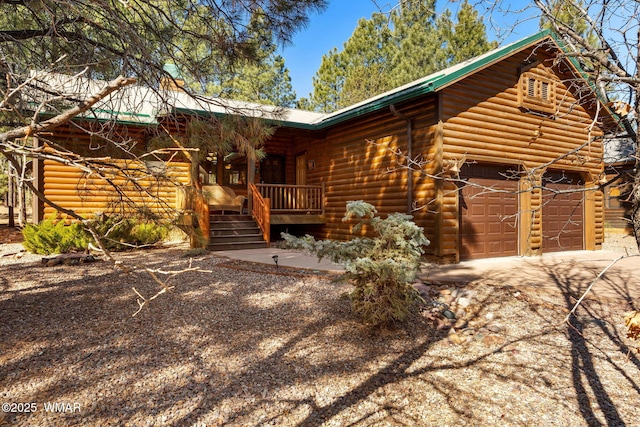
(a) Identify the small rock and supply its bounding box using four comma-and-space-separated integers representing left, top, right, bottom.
441, 295, 455, 304
454, 309, 467, 319
432, 301, 449, 310
485, 312, 495, 321
413, 283, 432, 300
457, 297, 472, 308
482, 334, 506, 346
439, 288, 451, 295
448, 332, 464, 345
487, 323, 504, 333
442, 309, 456, 320
454, 318, 467, 329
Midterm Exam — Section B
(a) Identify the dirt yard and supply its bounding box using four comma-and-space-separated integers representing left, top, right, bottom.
1, 229, 639, 426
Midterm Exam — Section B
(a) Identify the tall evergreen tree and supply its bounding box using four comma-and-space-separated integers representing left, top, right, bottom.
448, 1, 497, 64
540, 0, 598, 47
181, 9, 298, 107
308, 47, 345, 112
388, 0, 443, 88
307, 0, 495, 113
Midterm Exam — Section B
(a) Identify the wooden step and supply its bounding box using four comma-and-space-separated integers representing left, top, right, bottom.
210, 221, 258, 230
208, 241, 269, 251
208, 214, 268, 251
210, 214, 253, 222
210, 233, 265, 243
210, 227, 261, 236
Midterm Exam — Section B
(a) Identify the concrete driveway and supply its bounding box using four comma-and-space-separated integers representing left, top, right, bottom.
420, 250, 640, 305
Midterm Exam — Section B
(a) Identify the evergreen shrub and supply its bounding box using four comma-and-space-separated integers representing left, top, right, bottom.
22, 213, 170, 254
282, 201, 430, 326
87, 213, 169, 250
22, 216, 89, 254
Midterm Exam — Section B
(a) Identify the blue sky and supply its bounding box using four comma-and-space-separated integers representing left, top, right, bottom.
280, 0, 540, 98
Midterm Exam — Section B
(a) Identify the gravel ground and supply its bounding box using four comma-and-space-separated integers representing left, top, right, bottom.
602, 230, 640, 254
1, 230, 639, 426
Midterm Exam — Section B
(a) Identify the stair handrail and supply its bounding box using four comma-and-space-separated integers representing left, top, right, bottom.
249, 183, 270, 246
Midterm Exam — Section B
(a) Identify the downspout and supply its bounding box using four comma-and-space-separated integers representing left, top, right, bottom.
390, 104, 413, 215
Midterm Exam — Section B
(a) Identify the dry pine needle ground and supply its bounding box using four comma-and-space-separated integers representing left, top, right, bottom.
0, 243, 639, 426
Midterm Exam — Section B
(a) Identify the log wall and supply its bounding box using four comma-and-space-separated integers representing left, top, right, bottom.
43, 160, 191, 219
41, 122, 191, 220
289, 97, 440, 256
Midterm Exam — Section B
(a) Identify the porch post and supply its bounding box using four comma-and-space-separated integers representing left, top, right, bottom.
216, 151, 224, 185
32, 137, 44, 224
247, 156, 256, 212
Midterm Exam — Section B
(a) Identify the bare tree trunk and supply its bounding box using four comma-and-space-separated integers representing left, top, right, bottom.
633, 151, 640, 250
633, 97, 640, 250
17, 176, 25, 227
7, 166, 16, 227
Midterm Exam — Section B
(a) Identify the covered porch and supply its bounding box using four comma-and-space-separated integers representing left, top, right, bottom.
193, 149, 326, 248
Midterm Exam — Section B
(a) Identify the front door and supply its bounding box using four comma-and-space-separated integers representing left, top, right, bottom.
295, 153, 307, 185
295, 153, 307, 210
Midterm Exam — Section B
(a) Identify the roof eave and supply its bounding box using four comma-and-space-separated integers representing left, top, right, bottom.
311, 29, 556, 129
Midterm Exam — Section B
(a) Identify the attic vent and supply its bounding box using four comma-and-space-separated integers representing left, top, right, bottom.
528, 78, 535, 97
518, 72, 556, 115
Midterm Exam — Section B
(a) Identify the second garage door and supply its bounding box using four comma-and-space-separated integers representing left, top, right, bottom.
459, 164, 519, 260
542, 172, 584, 252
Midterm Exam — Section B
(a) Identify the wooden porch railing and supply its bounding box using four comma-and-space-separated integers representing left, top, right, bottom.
255, 183, 325, 213
250, 183, 271, 246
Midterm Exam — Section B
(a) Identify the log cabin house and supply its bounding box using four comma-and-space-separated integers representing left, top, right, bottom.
33, 30, 622, 262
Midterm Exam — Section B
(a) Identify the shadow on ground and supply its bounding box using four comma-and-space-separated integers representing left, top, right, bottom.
0, 250, 638, 426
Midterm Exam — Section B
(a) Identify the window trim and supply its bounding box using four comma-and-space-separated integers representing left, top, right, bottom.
518, 72, 557, 114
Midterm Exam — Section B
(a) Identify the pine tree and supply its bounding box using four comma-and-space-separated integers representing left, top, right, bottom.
389, 0, 444, 88
540, 0, 598, 47
182, 9, 298, 107
447, 1, 498, 64
309, 47, 346, 112
306, 0, 495, 112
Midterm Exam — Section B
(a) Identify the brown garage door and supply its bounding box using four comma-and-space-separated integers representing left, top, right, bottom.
542, 172, 584, 252
460, 164, 519, 260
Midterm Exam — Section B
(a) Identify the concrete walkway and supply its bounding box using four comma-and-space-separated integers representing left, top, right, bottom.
214, 247, 639, 304
211, 247, 346, 274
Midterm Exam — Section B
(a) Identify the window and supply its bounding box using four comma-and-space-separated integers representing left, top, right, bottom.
518, 72, 556, 114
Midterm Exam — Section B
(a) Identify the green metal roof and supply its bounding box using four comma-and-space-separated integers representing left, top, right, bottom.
50, 29, 609, 132
170, 29, 566, 130
311, 29, 557, 129
163, 63, 182, 79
